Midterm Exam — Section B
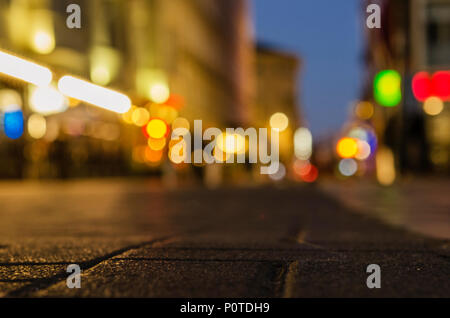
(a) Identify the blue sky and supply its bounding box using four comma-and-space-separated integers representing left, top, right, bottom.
252, 0, 364, 138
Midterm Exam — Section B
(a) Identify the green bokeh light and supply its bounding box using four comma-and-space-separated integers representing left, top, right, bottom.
374, 70, 402, 107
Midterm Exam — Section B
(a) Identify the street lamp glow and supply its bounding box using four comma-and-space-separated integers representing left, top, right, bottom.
270, 112, 289, 132
32, 30, 55, 54
0, 50, 52, 86
150, 83, 170, 104
294, 127, 312, 160
30, 86, 68, 115
58, 76, 131, 114
216, 132, 246, 155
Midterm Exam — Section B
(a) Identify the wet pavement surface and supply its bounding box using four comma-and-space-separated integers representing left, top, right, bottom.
0, 179, 448, 297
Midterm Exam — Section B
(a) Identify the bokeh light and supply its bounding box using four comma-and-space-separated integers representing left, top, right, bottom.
355, 140, 371, 160
269, 112, 289, 132
3, 110, 24, 139
423, 96, 444, 116
32, 29, 55, 54
354, 101, 374, 120
216, 132, 246, 154
131, 107, 150, 127
145, 147, 163, 163
121, 105, 136, 124
90, 46, 121, 86
58, 75, 131, 114
268, 163, 286, 181
338, 158, 358, 177
146, 118, 168, 139
29, 86, 68, 115
348, 127, 368, 141
294, 127, 312, 160
0, 89, 22, 109
154, 105, 178, 124
412, 71, 450, 101
376, 147, 396, 186
150, 83, 170, 104
412, 72, 432, 102
213, 147, 232, 163
148, 137, 166, 151
374, 70, 402, 107
336, 137, 358, 158
172, 117, 190, 131
431, 71, 450, 101
0, 50, 52, 86
27, 114, 47, 139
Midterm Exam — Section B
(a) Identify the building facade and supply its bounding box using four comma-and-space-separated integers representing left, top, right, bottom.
0, 0, 253, 179
362, 0, 450, 174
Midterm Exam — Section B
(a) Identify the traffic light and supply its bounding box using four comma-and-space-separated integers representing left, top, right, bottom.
373, 70, 402, 107
412, 70, 450, 101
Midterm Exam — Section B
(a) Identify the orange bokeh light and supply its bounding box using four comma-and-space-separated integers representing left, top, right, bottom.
144, 147, 163, 163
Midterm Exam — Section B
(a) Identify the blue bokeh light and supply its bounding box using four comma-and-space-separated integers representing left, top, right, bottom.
3, 110, 24, 139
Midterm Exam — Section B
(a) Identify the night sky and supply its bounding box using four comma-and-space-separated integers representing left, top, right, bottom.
253, 0, 364, 138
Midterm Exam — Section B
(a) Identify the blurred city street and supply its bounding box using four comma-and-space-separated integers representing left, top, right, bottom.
0, 179, 448, 297
0, 0, 449, 300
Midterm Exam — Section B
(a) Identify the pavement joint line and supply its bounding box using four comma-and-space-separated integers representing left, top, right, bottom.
137, 247, 322, 252
3, 235, 175, 298
111, 257, 306, 263
281, 260, 300, 298
0, 262, 76, 266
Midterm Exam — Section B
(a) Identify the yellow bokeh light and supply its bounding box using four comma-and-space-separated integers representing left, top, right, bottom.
131, 107, 150, 127
90, 46, 121, 86
216, 132, 246, 154
155, 105, 178, 124
423, 97, 444, 116
172, 117, 190, 131
150, 83, 170, 104
0, 89, 22, 108
32, 30, 55, 54
122, 105, 136, 124
355, 101, 374, 120
376, 147, 396, 186
270, 112, 289, 132
148, 137, 166, 151
90, 65, 111, 86
213, 147, 232, 163
336, 137, 358, 158
27, 114, 46, 139
146, 118, 168, 139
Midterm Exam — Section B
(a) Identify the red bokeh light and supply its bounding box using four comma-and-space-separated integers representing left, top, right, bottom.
412, 72, 432, 101
142, 123, 150, 138
301, 164, 318, 183
432, 71, 450, 101
412, 71, 450, 101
